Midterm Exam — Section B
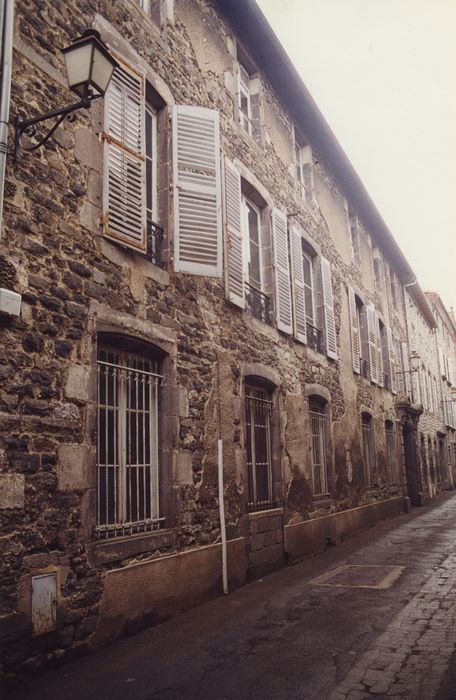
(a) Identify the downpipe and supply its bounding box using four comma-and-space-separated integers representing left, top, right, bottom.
0, 0, 14, 241
218, 438, 228, 595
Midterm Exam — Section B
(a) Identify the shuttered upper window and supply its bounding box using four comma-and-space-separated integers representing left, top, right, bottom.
173, 105, 222, 277
103, 62, 147, 253
103, 60, 164, 265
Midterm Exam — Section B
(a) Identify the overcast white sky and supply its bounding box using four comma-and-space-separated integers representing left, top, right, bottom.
257, 0, 456, 314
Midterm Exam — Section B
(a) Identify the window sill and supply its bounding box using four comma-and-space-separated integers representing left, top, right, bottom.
312, 494, 333, 507
86, 528, 176, 566
101, 238, 170, 285
248, 506, 283, 519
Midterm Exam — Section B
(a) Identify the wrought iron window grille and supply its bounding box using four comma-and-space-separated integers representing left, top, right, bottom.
306, 321, 322, 353
245, 283, 272, 325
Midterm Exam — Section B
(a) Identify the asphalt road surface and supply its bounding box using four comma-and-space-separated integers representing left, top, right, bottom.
8, 493, 456, 699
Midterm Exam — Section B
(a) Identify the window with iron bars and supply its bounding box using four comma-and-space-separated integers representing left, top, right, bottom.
309, 401, 329, 496
362, 413, 375, 487
245, 384, 274, 511
96, 347, 164, 539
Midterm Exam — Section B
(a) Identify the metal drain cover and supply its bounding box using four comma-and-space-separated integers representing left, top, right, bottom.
309, 564, 405, 590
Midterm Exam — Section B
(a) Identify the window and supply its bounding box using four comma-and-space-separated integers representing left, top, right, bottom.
348, 288, 368, 378
241, 191, 272, 324
301, 246, 321, 352
390, 269, 398, 309
309, 398, 329, 496
348, 204, 360, 263
379, 320, 389, 389
137, 0, 160, 24
294, 136, 316, 208
373, 250, 383, 292
224, 160, 274, 323
290, 227, 337, 358
361, 413, 375, 487
242, 194, 262, 292
385, 420, 398, 484
238, 62, 252, 135
236, 52, 262, 145
103, 61, 164, 265
245, 382, 274, 511
96, 344, 163, 539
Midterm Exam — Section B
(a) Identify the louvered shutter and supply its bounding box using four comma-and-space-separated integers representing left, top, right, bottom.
439, 346, 446, 378
224, 159, 244, 308
290, 226, 307, 344
376, 315, 384, 387
173, 105, 222, 276
449, 357, 455, 386
102, 62, 146, 252
402, 342, 411, 397
348, 286, 360, 373
320, 257, 337, 360
386, 327, 397, 394
366, 305, 378, 383
272, 208, 293, 334
394, 338, 405, 394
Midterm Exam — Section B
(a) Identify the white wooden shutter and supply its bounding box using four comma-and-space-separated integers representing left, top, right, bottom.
366, 305, 378, 383
173, 105, 222, 276
402, 342, 411, 397
439, 346, 446, 378
348, 286, 360, 373
272, 208, 293, 334
102, 62, 146, 252
290, 226, 307, 344
386, 326, 397, 394
394, 338, 405, 393
224, 159, 244, 308
320, 257, 337, 359
376, 315, 384, 387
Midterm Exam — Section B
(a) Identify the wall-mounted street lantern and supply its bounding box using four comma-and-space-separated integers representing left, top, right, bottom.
396, 350, 421, 376
14, 30, 118, 160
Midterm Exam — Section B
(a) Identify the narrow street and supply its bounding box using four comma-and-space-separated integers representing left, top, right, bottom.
8, 493, 456, 700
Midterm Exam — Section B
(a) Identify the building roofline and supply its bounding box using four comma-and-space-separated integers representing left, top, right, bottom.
214, 0, 434, 325
425, 292, 456, 336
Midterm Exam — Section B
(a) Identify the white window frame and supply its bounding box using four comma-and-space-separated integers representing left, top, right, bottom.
145, 101, 158, 225
242, 193, 263, 292
309, 402, 329, 496
302, 249, 315, 326
238, 62, 252, 135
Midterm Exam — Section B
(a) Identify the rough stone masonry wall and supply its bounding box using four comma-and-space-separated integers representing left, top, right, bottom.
0, 0, 409, 673
405, 292, 445, 496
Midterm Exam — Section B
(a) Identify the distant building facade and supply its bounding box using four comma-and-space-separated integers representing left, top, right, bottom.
0, 0, 454, 675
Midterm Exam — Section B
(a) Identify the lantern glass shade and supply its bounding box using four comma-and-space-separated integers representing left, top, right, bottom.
409, 351, 421, 372
62, 30, 117, 99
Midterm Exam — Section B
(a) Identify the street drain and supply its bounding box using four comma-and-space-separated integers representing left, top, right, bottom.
309, 564, 405, 590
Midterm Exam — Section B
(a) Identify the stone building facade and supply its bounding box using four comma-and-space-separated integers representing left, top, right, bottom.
425, 292, 456, 489
0, 0, 454, 675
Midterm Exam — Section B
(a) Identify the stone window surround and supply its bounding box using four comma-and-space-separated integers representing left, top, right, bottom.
304, 383, 334, 502
81, 307, 179, 565
239, 363, 282, 513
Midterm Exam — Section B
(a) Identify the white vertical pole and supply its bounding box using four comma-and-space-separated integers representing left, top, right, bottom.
218, 438, 228, 595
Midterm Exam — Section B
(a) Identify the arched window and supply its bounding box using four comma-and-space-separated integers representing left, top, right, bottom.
309, 396, 329, 496
245, 379, 275, 511
96, 339, 164, 539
